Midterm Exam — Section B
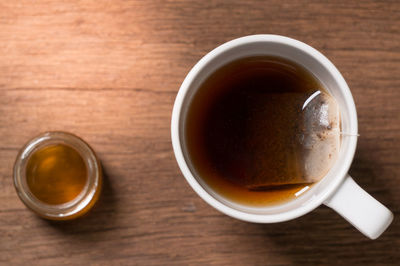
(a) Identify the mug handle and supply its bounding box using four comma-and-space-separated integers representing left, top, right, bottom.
323, 174, 393, 239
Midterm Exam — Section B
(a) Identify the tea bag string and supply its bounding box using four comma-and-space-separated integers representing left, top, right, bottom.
324, 128, 360, 137
340, 132, 360, 137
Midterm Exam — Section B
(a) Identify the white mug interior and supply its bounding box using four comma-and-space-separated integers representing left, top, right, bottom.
171, 35, 358, 223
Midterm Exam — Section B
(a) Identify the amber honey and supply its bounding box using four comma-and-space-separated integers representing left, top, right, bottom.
26, 144, 87, 205
14, 132, 102, 220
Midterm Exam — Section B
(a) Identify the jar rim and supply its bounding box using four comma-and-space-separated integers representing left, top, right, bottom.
13, 131, 101, 220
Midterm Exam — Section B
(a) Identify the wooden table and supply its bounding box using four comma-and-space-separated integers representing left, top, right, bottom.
1, 1, 399, 265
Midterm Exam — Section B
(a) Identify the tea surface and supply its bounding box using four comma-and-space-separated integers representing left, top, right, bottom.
185, 56, 339, 206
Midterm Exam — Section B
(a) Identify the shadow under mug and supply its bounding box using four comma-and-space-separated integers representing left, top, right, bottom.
171, 35, 393, 239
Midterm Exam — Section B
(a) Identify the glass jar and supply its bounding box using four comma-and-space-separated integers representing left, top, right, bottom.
13, 131, 102, 220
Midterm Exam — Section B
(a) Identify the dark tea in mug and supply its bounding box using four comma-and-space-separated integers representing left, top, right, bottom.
184, 56, 340, 206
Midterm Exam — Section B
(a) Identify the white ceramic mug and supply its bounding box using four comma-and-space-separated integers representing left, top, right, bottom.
171, 35, 393, 239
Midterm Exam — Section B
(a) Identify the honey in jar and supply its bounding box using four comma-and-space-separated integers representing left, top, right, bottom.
26, 144, 87, 205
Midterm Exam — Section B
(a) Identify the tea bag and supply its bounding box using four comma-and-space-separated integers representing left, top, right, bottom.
242, 91, 340, 189
298, 91, 340, 183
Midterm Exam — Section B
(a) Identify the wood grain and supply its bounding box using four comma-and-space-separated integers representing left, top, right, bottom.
0, 0, 399, 265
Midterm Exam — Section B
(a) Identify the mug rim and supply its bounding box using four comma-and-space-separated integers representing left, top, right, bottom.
171, 34, 358, 223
